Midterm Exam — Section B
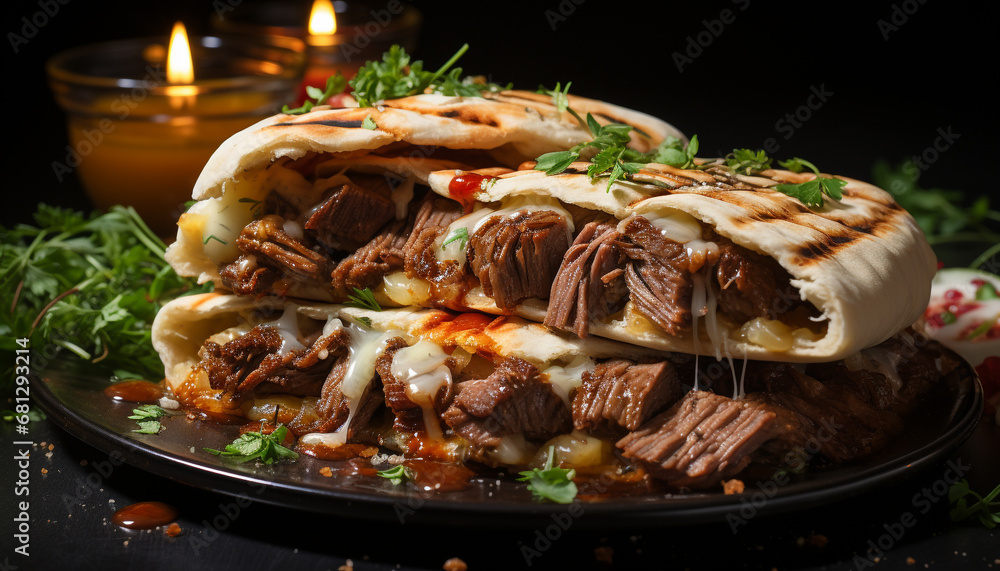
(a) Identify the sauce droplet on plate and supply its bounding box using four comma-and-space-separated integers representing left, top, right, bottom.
111, 501, 178, 530
104, 380, 164, 403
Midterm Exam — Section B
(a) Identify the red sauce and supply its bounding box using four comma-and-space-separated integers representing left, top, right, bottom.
404, 459, 474, 492
111, 501, 178, 530
336, 457, 378, 477
104, 381, 163, 403
298, 442, 369, 461
448, 173, 495, 212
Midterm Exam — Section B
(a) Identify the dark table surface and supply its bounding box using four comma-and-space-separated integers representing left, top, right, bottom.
2, 406, 997, 571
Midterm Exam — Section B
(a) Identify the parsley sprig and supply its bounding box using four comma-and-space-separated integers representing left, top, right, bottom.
377, 465, 413, 485
949, 479, 1000, 529
0, 205, 212, 388
726, 148, 773, 175
349, 44, 509, 108
346, 287, 381, 312
773, 157, 847, 208
205, 424, 298, 464
517, 446, 578, 504
282, 72, 348, 115
129, 404, 167, 434
441, 227, 470, 251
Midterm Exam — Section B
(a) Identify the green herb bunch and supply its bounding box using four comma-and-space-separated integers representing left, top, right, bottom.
0, 205, 211, 386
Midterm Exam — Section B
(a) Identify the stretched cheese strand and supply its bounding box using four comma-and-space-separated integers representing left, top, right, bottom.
391, 340, 453, 441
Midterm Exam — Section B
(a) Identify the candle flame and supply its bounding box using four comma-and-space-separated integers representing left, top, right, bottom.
167, 21, 194, 84
309, 0, 337, 35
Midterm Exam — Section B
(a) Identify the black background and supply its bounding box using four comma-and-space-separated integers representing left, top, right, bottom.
2, 1, 999, 570
3, 0, 999, 227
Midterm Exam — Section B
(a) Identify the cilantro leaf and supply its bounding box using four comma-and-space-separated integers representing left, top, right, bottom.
362, 115, 377, 130
773, 167, 847, 209
377, 465, 413, 485
949, 479, 1000, 529
349, 44, 508, 108
0, 205, 211, 390
204, 424, 298, 464
282, 72, 347, 115
651, 135, 699, 169
346, 287, 381, 311
727, 149, 772, 175
778, 157, 821, 175
534, 150, 580, 175
132, 420, 162, 434
128, 404, 167, 420
441, 226, 470, 251
516, 446, 578, 504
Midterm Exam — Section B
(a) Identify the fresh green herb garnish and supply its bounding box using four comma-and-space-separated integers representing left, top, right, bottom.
871, 161, 1000, 270
941, 311, 957, 325
204, 424, 298, 464
377, 465, 413, 485
353, 316, 373, 328
975, 282, 999, 301
362, 115, 378, 130
0, 205, 211, 389
203, 234, 228, 246
128, 404, 166, 420
539, 81, 575, 117
238, 197, 264, 218
349, 44, 509, 108
282, 72, 348, 115
771, 158, 846, 209
650, 135, 700, 170
346, 287, 381, 312
516, 445, 578, 504
132, 420, 163, 434
949, 479, 1000, 529
726, 148, 773, 175
441, 226, 469, 251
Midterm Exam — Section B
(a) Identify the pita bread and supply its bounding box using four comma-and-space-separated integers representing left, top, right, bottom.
424, 162, 937, 362
167, 91, 681, 287
152, 292, 672, 395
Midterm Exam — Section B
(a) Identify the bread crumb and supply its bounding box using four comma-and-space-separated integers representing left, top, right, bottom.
722, 479, 745, 495
320, 466, 333, 477
123, 540, 129, 547
906, 557, 916, 565
338, 559, 354, 571
594, 546, 614, 565
48, 444, 54, 451
41, 468, 48, 474
808, 534, 828, 548
443, 557, 468, 571
165, 523, 182, 537
360, 446, 379, 458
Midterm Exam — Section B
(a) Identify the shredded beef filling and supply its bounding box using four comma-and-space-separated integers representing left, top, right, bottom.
468, 210, 571, 310
572, 359, 683, 433
617, 390, 779, 489
304, 174, 396, 251
374, 337, 455, 434
617, 216, 694, 335
442, 357, 572, 448
545, 222, 629, 337
330, 217, 412, 297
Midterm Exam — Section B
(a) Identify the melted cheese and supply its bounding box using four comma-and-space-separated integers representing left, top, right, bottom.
269, 304, 306, 355
381, 271, 432, 306
623, 209, 702, 243
390, 175, 416, 220
391, 340, 453, 440
300, 321, 401, 447
488, 434, 534, 465
542, 356, 596, 409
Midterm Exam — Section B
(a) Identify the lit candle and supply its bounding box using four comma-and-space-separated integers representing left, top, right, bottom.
47, 28, 305, 235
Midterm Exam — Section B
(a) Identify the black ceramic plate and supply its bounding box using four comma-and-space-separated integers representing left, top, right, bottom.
34, 357, 983, 527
